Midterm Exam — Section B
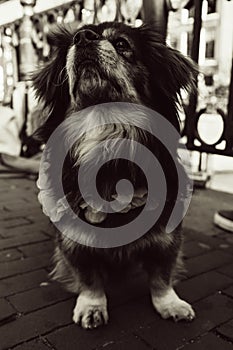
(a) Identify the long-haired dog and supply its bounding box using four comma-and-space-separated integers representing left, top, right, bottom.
34, 21, 197, 329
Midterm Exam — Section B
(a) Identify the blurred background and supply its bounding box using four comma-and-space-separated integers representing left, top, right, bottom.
0, 0, 232, 191
0, 4, 233, 348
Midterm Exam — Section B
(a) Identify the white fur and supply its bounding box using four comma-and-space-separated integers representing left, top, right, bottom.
151, 287, 195, 321
66, 46, 76, 103
73, 291, 108, 329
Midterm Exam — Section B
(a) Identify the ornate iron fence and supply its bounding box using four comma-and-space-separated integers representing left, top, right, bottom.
183, 0, 233, 158
0, 0, 232, 158
0, 0, 144, 104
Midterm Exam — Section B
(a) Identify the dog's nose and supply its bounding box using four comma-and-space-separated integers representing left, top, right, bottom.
73, 29, 100, 46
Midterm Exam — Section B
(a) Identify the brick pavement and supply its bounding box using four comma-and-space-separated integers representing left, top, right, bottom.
0, 176, 233, 350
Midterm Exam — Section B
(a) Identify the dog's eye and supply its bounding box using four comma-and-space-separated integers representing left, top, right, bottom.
114, 38, 131, 51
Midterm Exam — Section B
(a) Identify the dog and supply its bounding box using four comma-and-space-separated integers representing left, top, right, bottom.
33, 21, 197, 329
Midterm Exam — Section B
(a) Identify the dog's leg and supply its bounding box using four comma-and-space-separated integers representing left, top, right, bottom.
51, 246, 108, 329
70, 259, 108, 330
144, 252, 195, 322
73, 279, 108, 329
150, 283, 195, 322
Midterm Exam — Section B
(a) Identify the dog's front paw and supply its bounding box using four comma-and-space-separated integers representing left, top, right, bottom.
73, 293, 109, 329
152, 288, 195, 322
155, 298, 195, 322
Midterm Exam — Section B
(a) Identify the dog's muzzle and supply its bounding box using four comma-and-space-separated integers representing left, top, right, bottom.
73, 29, 101, 47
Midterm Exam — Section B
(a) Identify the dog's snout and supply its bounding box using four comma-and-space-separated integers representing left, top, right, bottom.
73, 29, 100, 46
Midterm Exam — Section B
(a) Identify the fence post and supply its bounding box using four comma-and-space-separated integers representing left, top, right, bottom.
18, 0, 37, 81
186, 0, 202, 149
226, 58, 233, 151
142, 0, 169, 38
18, 0, 37, 151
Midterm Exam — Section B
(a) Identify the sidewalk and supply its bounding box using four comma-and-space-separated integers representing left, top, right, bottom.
0, 176, 233, 350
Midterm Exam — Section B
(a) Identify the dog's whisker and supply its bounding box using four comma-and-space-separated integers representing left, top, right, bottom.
54, 66, 69, 87
55, 75, 69, 87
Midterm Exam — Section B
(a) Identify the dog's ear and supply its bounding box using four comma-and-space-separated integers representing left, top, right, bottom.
138, 24, 198, 129
32, 26, 74, 142
138, 24, 197, 96
163, 46, 197, 97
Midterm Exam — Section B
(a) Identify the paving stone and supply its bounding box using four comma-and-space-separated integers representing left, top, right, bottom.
177, 271, 233, 303
183, 240, 212, 259
0, 218, 31, 230
0, 232, 49, 250
0, 249, 23, 263
0, 269, 48, 297
10, 178, 38, 189
183, 230, 202, 243
9, 284, 73, 313
0, 208, 43, 221
24, 214, 49, 224
0, 298, 17, 323
112, 295, 160, 331
217, 319, 233, 342
217, 244, 233, 256
2, 201, 38, 212
135, 294, 233, 350
183, 189, 232, 237
18, 241, 54, 257
46, 322, 124, 350
0, 182, 37, 193
12, 338, 50, 350
186, 251, 233, 277
183, 229, 233, 254
0, 222, 51, 239
218, 263, 233, 278
181, 333, 233, 349
0, 192, 30, 202
1, 174, 233, 350
0, 199, 27, 208
0, 299, 74, 349
95, 334, 150, 350
223, 236, 233, 246
0, 253, 51, 279
224, 286, 233, 298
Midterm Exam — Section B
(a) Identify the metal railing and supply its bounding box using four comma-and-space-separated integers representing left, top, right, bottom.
183, 0, 233, 158
0, 0, 144, 104
0, 0, 232, 158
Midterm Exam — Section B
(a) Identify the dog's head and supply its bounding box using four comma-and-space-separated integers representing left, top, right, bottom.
33, 22, 197, 142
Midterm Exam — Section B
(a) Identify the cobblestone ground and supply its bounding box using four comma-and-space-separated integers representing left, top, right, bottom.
0, 175, 233, 350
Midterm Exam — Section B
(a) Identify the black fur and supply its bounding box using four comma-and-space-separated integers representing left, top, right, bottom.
34, 22, 197, 329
